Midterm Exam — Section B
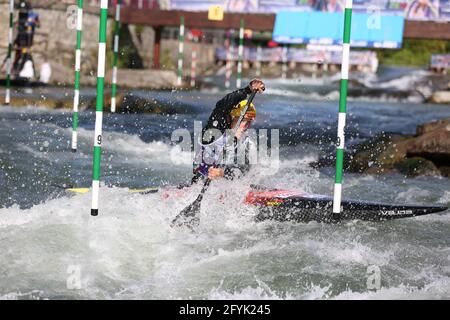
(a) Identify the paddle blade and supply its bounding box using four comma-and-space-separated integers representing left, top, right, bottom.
171, 198, 201, 229
67, 188, 90, 194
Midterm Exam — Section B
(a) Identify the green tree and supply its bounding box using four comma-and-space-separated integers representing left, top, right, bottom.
107, 24, 144, 69
376, 39, 450, 67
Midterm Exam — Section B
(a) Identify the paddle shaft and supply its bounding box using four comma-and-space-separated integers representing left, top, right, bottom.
195, 178, 211, 203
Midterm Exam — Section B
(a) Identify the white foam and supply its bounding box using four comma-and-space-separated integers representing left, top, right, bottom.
301, 238, 394, 266
360, 69, 431, 91
75, 127, 192, 166
332, 277, 450, 300
395, 187, 432, 203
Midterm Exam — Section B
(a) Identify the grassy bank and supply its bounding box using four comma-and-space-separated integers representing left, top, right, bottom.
376, 39, 450, 67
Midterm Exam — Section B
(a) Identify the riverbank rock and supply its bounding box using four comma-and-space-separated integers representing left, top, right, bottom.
312, 118, 450, 177
5, 96, 72, 109
92, 91, 193, 114
348, 133, 410, 174
406, 120, 450, 170
416, 118, 450, 135
105, 69, 177, 90
310, 132, 410, 173
429, 91, 450, 104
394, 157, 441, 177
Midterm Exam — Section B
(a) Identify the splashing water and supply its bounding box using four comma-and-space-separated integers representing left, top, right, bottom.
1, 90, 450, 299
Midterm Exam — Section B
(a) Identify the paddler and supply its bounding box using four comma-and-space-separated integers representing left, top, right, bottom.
192, 78, 265, 183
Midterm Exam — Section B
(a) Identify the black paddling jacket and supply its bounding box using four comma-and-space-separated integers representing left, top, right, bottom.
192, 86, 253, 183
202, 86, 253, 142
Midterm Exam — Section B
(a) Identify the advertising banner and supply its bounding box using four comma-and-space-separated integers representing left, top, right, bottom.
273, 11, 405, 48
431, 54, 450, 69
215, 46, 379, 71
152, 0, 450, 21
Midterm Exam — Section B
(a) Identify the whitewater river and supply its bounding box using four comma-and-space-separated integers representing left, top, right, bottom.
1, 80, 450, 299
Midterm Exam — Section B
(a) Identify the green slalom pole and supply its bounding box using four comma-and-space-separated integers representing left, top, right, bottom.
333, 0, 353, 216
177, 16, 184, 86
5, 0, 14, 105
236, 19, 244, 88
71, 0, 83, 151
91, 0, 108, 217
111, 0, 121, 113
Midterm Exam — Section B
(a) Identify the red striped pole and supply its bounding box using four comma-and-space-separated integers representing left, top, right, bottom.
256, 44, 262, 77
177, 16, 185, 86
236, 19, 244, 88
190, 36, 198, 88
282, 45, 287, 79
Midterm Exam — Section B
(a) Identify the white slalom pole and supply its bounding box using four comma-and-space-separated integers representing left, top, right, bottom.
5, 0, 14, 105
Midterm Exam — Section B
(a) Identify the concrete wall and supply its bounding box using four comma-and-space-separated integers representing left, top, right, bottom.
0, 3, 104, 86
0, 2, 221, 87
160, 39, 218, 73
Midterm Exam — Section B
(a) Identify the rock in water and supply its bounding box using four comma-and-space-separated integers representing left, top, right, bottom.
348, 132, 411, 174
394, 157, 441, 177
429, 91, 450, 104
406, 126, 450, 177
311, 118, 450, 177
416, 118, 450, 135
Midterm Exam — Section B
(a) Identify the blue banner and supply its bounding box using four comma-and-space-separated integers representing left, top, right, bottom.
273, 11, 404, 48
